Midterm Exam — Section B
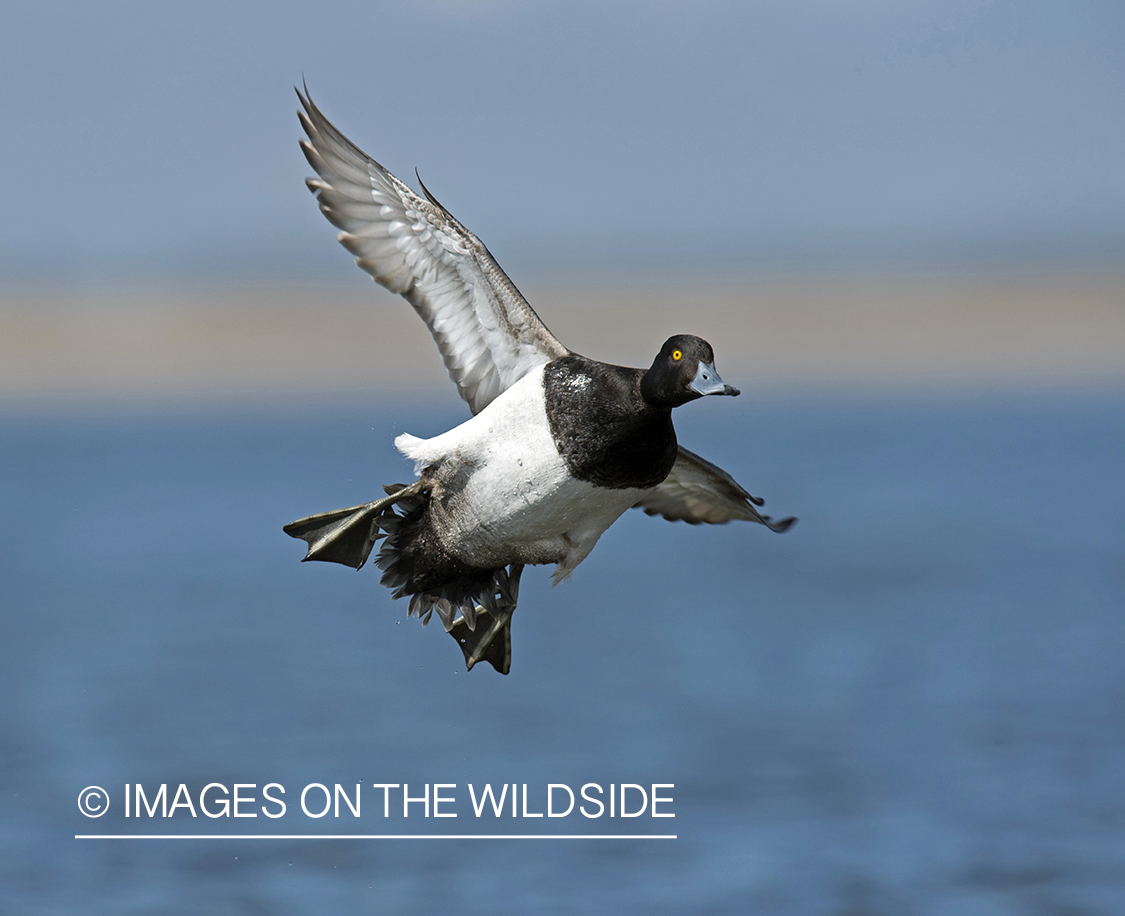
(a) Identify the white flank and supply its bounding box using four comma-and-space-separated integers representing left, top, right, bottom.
395, 367, 648, 583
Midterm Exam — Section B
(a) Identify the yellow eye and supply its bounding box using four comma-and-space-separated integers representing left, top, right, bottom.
672, 349, 682, 361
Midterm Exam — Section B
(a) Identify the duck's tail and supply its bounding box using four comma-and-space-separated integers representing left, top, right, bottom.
374, 492, 522, 673
287, 481, 522, 674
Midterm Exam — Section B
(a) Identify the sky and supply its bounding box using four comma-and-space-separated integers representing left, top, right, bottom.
2, 0, 1123, 280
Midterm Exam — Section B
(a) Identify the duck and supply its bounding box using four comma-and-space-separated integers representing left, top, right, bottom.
284, 89, 795, 674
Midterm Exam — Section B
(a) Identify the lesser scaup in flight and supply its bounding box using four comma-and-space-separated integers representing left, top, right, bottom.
285, 89, 795, 674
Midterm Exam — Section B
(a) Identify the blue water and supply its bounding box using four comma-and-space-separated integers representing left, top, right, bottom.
3, 392, 1124, 914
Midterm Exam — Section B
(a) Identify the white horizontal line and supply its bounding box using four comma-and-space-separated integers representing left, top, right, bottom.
76, 834, 676, 840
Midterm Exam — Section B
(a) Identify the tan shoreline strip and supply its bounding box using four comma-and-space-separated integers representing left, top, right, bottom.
2, 273, 1122, 405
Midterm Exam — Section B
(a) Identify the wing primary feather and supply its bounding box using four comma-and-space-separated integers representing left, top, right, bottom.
415, 168, 447, 213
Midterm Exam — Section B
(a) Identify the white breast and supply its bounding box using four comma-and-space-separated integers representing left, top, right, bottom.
395, 366, 648, 582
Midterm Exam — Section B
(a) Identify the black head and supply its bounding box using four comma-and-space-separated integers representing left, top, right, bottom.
640, 335, 740, 409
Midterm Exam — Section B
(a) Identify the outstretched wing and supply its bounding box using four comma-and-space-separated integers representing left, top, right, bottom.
297, 88, 569, 415
635, 446, 796, 531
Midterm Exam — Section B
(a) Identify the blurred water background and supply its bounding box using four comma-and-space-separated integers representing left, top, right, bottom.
4, 390, 1125, 913
3, 1, 1125, 913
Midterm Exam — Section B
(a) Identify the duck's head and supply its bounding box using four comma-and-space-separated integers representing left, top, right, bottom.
640, 335, 740, 408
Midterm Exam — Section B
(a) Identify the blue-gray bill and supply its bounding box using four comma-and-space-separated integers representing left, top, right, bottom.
688, 360, 740, 397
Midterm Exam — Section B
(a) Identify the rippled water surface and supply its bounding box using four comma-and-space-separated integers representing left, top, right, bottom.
4, 393, 1124, 914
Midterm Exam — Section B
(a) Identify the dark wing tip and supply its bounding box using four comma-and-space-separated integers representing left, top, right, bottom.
765, 515, 797, 533
415, 168, 445, 211
295, 80, 312, 110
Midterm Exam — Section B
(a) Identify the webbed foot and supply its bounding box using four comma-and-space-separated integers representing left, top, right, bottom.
283, 480, 425, 569
449, 564, 524, 675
